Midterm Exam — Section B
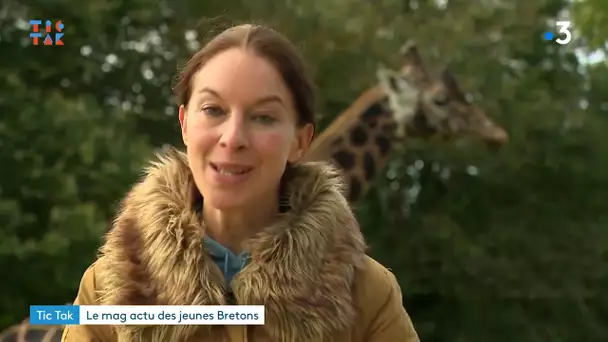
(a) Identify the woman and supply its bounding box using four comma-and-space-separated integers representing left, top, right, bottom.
62, 23, 419, 342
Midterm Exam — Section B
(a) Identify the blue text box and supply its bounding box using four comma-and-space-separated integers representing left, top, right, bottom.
30, 305, 80, 325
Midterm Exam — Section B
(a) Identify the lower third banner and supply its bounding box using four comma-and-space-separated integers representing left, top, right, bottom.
29, 305, 265, 325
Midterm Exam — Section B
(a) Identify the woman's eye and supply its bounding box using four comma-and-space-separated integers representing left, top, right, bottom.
202, 105, 224, 117
253, 114, 276, 124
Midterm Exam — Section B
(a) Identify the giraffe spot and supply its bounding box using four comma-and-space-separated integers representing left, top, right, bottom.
331, 150, 356, 170
380, 97, 390, 108
381, 122, 397, 134
331, 136, 344, 146
360, 101, 385, 121
348, 177, 362, 201
363, 152, 375, 181
350, 124, 368, 146
375, 135, 391, 156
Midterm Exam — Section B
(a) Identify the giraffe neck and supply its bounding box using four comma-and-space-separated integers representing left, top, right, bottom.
303, 85, 399, 202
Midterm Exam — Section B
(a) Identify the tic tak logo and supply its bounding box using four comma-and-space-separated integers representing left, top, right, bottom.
29, 20, 64, 46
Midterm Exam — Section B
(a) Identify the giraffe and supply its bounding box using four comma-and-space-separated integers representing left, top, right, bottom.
302, 41, 508, 202
0, 317, 61, 342
0, 42, 508, 342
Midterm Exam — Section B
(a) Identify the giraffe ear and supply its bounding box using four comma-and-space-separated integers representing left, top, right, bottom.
400, 40, 430, 84
441, 65, 468, 102
441, 66, 457, 88
400, 41, 422, 66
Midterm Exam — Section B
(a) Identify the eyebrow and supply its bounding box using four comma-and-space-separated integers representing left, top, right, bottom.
198, 87, 285, 107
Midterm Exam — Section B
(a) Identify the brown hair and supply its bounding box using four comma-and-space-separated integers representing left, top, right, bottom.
173, 23, 316, 131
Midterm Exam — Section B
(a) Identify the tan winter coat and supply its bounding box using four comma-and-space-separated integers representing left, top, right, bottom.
61, 148, 419, 342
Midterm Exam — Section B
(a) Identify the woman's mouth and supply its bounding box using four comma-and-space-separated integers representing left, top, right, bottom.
209, 162, 254, 185
210, 162, 253, 175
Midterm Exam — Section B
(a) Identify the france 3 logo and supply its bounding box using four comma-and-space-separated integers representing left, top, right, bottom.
542, 21, 572, 45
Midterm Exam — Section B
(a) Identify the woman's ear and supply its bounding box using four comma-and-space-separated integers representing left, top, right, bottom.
290, 123, 315, 162
178, 105, 188, 146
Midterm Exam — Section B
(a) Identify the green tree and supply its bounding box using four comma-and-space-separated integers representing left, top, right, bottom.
572, 0, 608, 51
0, 76, 152, 327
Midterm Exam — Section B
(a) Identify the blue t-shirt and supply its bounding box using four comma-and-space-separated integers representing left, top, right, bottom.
203, 236, 250, 291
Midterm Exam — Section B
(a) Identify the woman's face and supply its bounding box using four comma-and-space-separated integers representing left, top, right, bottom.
179, 47, 313, 210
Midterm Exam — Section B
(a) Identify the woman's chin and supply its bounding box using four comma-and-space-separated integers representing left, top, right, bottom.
204, 193, 250, 211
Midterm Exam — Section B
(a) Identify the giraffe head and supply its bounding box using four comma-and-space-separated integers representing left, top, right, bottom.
376, 42, 508, 145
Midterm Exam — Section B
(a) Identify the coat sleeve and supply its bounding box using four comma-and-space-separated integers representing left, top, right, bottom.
361, 258, 420, 342
61, 262, 116, 342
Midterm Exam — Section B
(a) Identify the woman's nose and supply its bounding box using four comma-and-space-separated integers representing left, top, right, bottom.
218, 115, 249, 150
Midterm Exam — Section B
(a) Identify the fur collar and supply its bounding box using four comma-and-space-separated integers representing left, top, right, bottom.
96, 148, 367, 342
